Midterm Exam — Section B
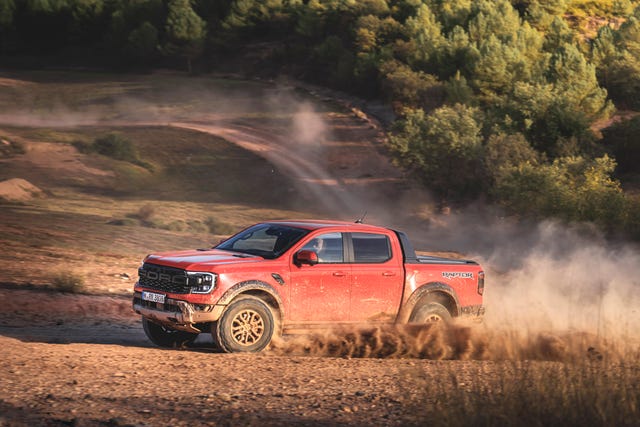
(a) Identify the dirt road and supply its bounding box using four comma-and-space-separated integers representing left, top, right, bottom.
3, 287, 636, 427
0, 287, 490, 427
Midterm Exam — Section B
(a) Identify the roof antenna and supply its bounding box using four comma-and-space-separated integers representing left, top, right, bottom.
355, 211, 367, 224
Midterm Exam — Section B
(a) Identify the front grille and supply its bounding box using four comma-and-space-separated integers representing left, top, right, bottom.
138, 263, 190, 294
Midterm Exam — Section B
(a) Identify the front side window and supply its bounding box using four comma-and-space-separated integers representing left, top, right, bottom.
301, 232, 343, 263
351, 233, 391, 263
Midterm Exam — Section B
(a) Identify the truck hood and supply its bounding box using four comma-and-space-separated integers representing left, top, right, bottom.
144, 249, 263, 270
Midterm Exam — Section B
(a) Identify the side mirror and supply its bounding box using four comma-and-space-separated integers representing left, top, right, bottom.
294, 250, 318, 266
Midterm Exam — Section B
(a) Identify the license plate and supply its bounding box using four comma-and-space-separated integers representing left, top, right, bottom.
142, 291, 166, 304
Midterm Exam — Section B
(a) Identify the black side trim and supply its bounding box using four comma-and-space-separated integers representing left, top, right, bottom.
393, 230, 418, 263
218, 280, 284, 311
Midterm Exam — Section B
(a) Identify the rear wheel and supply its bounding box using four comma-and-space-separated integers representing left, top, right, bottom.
410, 302, 452, 324
142, 317, 199, 348
214, 296, 275, 353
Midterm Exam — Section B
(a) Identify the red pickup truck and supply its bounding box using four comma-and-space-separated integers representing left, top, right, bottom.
133, 220, 485, 352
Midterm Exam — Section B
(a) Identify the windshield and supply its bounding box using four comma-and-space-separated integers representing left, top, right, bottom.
215, 223, 310, 259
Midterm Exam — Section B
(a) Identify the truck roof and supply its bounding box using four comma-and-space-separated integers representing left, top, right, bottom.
266, 220, 391, 232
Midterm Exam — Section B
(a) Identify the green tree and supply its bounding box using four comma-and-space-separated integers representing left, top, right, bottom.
484, 131, 540, 183
467, 0, 522, 44
591, 24, 620, 89
471, 34, 521, 104
390, 104, 485, 199
518, 43, 612, 154
105, 0, 164, 61
0, 0, 15, 53
601, 115, 640, 175
223, 0, 288, 33
125, 21, 159, 64
164, 0, 207, 73
595, 16, 640, 108
522, 0, 568, 29
543, 15, 574, 51
403, 3, 444, 69
445, 70, 474, 105
434, 0, 471, 32
313, 35, 356, 88
548, 43, 608, 119
439, 25, 479, 78
493, 155, 627, 227
380, 60, 443, 110
0, 0, 14, 29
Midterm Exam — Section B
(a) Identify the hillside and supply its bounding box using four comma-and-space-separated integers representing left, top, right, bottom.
0, 70, 423, 293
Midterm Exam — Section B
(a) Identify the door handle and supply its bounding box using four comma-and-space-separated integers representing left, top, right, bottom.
333, 271, 347, 277
382, 271, 396, 277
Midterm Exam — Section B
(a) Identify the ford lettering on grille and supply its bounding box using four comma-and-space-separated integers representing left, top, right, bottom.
138, 264, 190, 293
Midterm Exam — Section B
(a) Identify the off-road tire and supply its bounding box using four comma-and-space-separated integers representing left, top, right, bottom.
215, 295, 275, 353
409, 302, 452, 324
142, 317, 199, 348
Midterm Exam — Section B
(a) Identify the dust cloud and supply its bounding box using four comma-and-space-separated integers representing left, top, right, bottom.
413, 213, 640, 341
268, 209, 640, 361
270, 324, 485, 360
288, 214, 639, 362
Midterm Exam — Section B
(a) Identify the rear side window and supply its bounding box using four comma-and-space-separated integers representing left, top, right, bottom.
351, 233, 391, 263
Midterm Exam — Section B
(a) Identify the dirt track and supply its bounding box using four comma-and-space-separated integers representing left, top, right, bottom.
0, 287, 492, 427
3, 287, 636, 427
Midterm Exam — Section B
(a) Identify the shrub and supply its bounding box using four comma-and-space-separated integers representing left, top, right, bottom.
75, 133, 153, 171
164, 220, 188, 232
484, 132, 540, 182
380, 60, 444, 110
108, 218, 139, 226
187, 220, 209, 234
51, 271, 85, 293
389, 104, 485, 200
493, 155, 628, 229
135, 204, 156, 222
601, 115, 640, 175
0, 137, 26, 157
205, 217, 237, 235
93, 133, 138, 161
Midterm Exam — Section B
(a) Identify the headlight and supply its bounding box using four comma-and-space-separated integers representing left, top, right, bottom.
187, 272, 217, 294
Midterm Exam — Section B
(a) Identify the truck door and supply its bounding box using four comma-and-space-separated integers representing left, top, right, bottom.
288, 232, 351, 322
348, 232, 404, 322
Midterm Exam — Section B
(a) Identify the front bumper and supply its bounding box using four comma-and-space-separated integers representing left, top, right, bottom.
132, 291, 225, 333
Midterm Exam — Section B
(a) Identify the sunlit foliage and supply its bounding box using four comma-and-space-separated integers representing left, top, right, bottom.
0, 0, 639, 234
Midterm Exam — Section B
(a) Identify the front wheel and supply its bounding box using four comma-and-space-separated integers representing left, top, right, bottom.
214, 296, 275, 353
410, 302, 452, 324
142, 317, 199, 348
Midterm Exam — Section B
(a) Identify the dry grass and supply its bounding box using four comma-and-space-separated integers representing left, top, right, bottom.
402, 357, 640, 427
50, 271, 85, 293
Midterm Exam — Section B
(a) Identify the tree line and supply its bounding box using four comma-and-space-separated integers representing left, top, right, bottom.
1, 0, 639, 236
